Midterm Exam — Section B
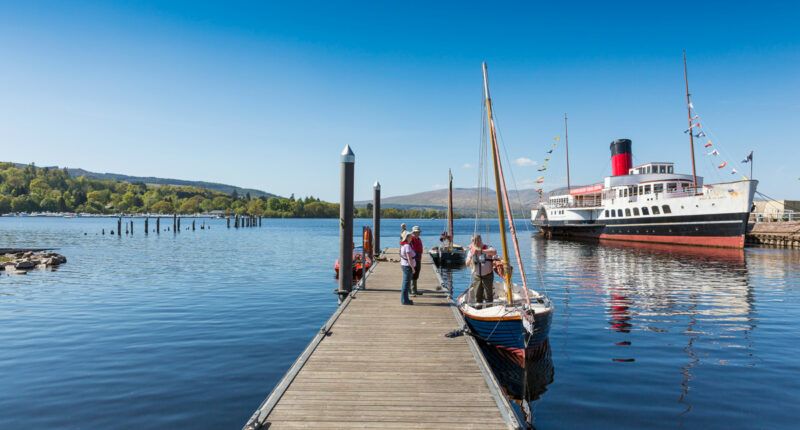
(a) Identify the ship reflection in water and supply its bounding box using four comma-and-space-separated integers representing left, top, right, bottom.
446, 231, 800, 428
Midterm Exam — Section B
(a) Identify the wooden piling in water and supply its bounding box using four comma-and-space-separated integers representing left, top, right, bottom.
192, 219, 196, 231
227, 217, 231, 228
130, 220, 133, 235
117, 217, 122, 237
173, 214, 177, 232
145, 217, 149, 234
157, 217, 160, 234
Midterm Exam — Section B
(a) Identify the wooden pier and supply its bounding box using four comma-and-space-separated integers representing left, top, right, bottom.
244, 248, 521, 429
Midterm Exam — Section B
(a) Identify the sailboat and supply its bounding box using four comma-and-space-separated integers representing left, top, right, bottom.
429, 169, 467, 267
458, 62, 554, 361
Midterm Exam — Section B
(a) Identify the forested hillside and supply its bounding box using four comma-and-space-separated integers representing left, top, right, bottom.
0, 163, 445, 219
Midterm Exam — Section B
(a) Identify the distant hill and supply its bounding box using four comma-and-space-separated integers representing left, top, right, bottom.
12, 163, 278, 198
357, 187, 545, 216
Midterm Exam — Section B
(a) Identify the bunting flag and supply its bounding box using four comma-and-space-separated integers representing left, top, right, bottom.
694, 131, 706, 138
552, 143, 557, 147
537, 176, 544, 181
536, 180, 544, 184
704, 142, 713, 148
742, 150, 753, 163
546, 149, 553, 153
690, 115, 699, 121
688, 102, 694, 109
705, 149, 719, 156
554, 137, 560, 141
541, 164, 548, 168
544, 158, 550, 162
537, 168, 546, 172
718, 161, 727, 169
731, 168, 738, 175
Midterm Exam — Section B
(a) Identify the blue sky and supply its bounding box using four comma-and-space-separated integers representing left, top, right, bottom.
1, 1, 798, 201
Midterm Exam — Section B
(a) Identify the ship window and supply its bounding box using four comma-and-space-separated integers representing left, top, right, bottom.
610, 210, 616, 217
618, 189, 623, 198
660, 166, 666, 173
646, 166, 651, 174
631, 186, 637, 196
644, 185, 651, 194
617, 209, 623, 217
605, 210, 609, 217
654, 183, 664, 193
642, 207, 650, 215
624, 189, 628, 197
662, 205, 671, 214
668, 166, 674, 173
625, 208, 631, 217
633, 207, 640, 216
652, 205, 661, 215
667, 183, 677, 193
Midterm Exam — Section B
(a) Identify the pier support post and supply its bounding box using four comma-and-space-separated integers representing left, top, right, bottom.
118, 217, 122, 237
373, 181, 381, 257
337, 145, 355, 304
192, 219, 195, 231
173, 214, 177, 232
145, 217, 148, 235
157, 217, 160, 233
178, 217, 181, 232
227, 217, 230, 228
130, 220, 133, 235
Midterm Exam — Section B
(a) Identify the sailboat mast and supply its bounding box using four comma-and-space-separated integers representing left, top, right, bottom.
448, 169, 454, 246
482, 62, 513, 303
684, 50, 698, 191
565, 113, 570, 191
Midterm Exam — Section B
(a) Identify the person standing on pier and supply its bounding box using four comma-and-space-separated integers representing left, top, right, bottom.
409, 226, 424, 296
399, 230, 416, 305
466, 234, 496, 308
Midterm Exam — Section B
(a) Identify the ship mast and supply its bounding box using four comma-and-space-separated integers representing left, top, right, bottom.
482, 62, 513, 304
565, 113, 570, 191
684, 51, 698, 191
448, 168, 454, 247
482, 62, 531, 306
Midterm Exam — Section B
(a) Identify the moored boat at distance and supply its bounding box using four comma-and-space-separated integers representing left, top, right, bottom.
430, 169, 467, 268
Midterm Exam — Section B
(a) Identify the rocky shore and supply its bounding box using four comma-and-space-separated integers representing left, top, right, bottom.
0, 250, 67, 275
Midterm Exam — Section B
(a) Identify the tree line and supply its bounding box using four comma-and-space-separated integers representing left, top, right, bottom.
0, 163, 449, 219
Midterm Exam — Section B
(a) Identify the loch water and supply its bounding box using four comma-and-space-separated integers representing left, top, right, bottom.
1, 217, 799, 429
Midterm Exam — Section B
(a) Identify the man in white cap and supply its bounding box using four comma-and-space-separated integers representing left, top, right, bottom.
409, 225, 423, 296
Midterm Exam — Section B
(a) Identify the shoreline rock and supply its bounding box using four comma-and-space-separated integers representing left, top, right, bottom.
0, 251, 67, 274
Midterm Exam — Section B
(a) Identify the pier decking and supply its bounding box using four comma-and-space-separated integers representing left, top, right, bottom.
244, 248, 520, 429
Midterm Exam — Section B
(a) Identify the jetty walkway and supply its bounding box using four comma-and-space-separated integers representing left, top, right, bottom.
244, 248, 520, 429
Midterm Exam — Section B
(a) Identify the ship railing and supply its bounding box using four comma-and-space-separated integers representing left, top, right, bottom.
750, 211, 797, 223
543, 201, 602, 209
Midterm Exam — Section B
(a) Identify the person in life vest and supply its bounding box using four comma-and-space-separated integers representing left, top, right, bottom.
466, 234, 497, 308
409, 226, 424, 296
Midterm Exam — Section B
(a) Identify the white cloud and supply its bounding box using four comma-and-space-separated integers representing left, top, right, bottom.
513, 157, 537, 167
432, 184, 447, 190
462, 163, 473, 168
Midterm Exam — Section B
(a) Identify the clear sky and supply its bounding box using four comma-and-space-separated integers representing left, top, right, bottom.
1, 1, 798, 201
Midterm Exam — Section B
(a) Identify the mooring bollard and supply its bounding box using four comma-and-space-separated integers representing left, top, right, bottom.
337, 145, 355, 304
373, 180, 381, 257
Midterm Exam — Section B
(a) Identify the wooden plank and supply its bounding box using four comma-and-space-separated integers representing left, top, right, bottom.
244, 249, 520, 430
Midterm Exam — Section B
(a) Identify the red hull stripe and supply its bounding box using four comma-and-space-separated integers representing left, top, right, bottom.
571, 232, 744, 248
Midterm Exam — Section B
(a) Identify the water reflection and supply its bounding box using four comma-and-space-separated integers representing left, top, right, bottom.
481, 339, 554, 429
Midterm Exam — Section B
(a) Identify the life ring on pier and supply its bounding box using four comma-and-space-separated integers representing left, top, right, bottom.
363, 226, 372, 255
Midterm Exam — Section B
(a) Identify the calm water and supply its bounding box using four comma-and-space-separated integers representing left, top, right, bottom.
2, 217, 799, 429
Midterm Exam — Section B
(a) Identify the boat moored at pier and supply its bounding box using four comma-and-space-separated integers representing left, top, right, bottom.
533, 139, 757, 248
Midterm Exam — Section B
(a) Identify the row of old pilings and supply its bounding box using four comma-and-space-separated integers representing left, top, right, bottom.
227, 215, 262, 229
104, 216, 212, 235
